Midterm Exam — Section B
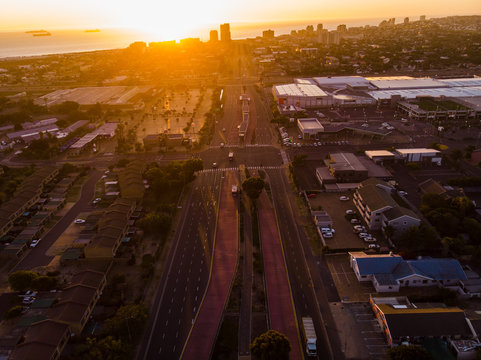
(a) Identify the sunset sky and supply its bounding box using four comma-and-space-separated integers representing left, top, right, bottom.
1, 0, 480, 39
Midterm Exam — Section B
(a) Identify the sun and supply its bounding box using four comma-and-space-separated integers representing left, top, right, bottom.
113, 0, 223, 41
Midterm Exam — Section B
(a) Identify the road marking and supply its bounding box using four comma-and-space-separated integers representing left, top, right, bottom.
168, 308, 171, 314
165, 320, 168, 326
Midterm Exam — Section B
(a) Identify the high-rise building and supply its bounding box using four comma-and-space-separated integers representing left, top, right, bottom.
262, 29, 274, 39
420, 15, 426, 21
388, 18, 395, 25
210, 30, 218, 42
306, 25, 314, 33
337, 24, 347, 32
317, 29, 329, 44
404, 17, 409, 24
317, 24, 323, 33
220, 23, 231, 42
328, 31, 340, 45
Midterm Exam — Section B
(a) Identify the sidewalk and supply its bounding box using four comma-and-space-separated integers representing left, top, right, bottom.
182, 170, 239, 360
258, 191, 302, 360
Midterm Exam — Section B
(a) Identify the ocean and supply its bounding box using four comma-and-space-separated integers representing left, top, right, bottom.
0, 17, 393, 59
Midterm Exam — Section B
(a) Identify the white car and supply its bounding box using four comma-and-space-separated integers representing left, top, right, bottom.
297, 143, 301, 147
364, 236, 377, 243
322, 232, 333, 238
368, 244, 380, 249
30, 239, 39, 248
350, 219, 360, 224
346, 210, 354, 215
212, 162, 217, 168
74, 219, 86, 224
298, 135, 302, 139
220, 142, 225, 148
399, 191, 408, 196
339, 196, 350, 201
358, 232, 370, 239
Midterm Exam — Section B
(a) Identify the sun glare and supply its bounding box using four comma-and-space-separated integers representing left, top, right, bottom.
113, 0, 222, 40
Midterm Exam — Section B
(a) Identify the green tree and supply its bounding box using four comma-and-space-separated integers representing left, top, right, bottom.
4, 305, 23, 320
103, 304, 148, 341
8, 271, 38, 292
242, 177, 265, 201
32, 275, 58, 291
137, 212, 172, 237
292, 154, 307, 167
388, 344, 432, 360
463, 218, 481, 245
75, 336, 131, 360
250, 330, 291, 360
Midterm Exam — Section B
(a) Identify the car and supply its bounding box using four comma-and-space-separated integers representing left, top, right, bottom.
74, 219, 85, 224
298, 135, 302, 139
353, 226, 366, 233
220, 142, 225, 148
20, 290, 37, 298
322, 232, 333, 238
222, 128, 226, 132
212, 162, 217, 168
358, 232, 370, 239
339, 196, 350, 201
399, 191, 408, 196
101, 175, 107, 179
313, 143, 318, 147
320, 227, 335, 234
30, 239, 39, 248
104, 170, 110, 174
363, 236, 377, 243
346, 210, 354, 215
350, 218, 360, 224
22, 296, 35, 305
307, 193, 317, 198
297, 143, 301, 147
368, 244, 380, 249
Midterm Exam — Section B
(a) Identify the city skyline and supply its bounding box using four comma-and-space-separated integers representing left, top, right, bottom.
1, 0, 480, 39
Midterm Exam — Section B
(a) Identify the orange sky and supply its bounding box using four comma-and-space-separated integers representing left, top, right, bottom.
1, 0, 480, 38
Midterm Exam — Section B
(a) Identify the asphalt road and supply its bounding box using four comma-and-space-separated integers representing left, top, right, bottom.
266, 168, 343, 360
13, 169, 103, 271
137, 171, 221, 360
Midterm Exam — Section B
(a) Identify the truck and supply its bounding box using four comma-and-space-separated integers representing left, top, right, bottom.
228, 152, 234, 161
302, 317, 317, 357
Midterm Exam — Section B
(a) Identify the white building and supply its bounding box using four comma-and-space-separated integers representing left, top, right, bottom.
395, 148, 441, 164
272, 83, 330, 108
297, 118, 324, 138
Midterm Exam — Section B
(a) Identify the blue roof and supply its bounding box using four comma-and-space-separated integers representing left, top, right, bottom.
408, 258, 467, 281
374, 273, 398, 285
355, 256, 403, 276
392, 261, 416, 280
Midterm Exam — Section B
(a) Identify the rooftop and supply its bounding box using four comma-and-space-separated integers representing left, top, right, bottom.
396, 148, 441, 155
329, 153, 367, 172
274, 83, 328, 97
365, 150, 396, 158
297, 118, 324, 130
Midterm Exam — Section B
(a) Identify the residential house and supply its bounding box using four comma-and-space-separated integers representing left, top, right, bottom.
9, 320, 70, 360
370, 296, 474, 347
349, 252, 468, 292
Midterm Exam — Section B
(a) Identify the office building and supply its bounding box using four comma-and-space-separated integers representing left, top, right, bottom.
262, 29, 274, 39
220, 23, 231, 42
337, 24, 347, 32
209, 30, 218, 42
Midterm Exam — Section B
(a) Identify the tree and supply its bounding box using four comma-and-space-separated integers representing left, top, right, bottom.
74, 336, 131, 360
102, 304, 148, 341
32, 275, 58, 291
250, 330, 291, 360
388, 344, 432, 360
137, 212, 172, 237
4, 305, 23, 320
292, 154, 307, 167
384, 225, 395, 241
242, 177, 265, 200
8, 271, 38, 292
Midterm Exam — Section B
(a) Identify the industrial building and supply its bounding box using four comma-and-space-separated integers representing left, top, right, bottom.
272, 75, 481, 114
297, 118, 324, 138
395, 148, 441, 164
324, 153, 368, 183
272, 83, 329, 108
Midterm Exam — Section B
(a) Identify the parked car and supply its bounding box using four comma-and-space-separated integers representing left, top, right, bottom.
368, 244, 380, 249
74, 219, 85, 224
30, 239, 39, 248
220, 142, 225, 148
307, 193, 317, 198
399, 191, 408, 196
322, 232, 333, 238
346, 209, 354, 215
364, 236, 377, 243
320, 227, 335, 234
350, 219, 360, 224
358, 232, 370, 239
212, 162, 217, 168
339, 196, 350, 201
298, 135, 302, 139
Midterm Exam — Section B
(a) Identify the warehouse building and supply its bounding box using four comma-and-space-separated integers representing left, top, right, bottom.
395, 148, 441, 164
297, 118, 324, 138
272, 83, 330, 108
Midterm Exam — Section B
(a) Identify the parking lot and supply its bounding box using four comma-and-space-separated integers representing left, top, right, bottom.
325, 254, 377, 302
309, 193, 368, 249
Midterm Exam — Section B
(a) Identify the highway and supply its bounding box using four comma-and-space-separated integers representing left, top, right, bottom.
266, 168, 343, 360
137, 171, 222, 360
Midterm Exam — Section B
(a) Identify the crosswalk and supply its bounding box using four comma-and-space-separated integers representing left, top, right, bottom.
197, 165, 283, 174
